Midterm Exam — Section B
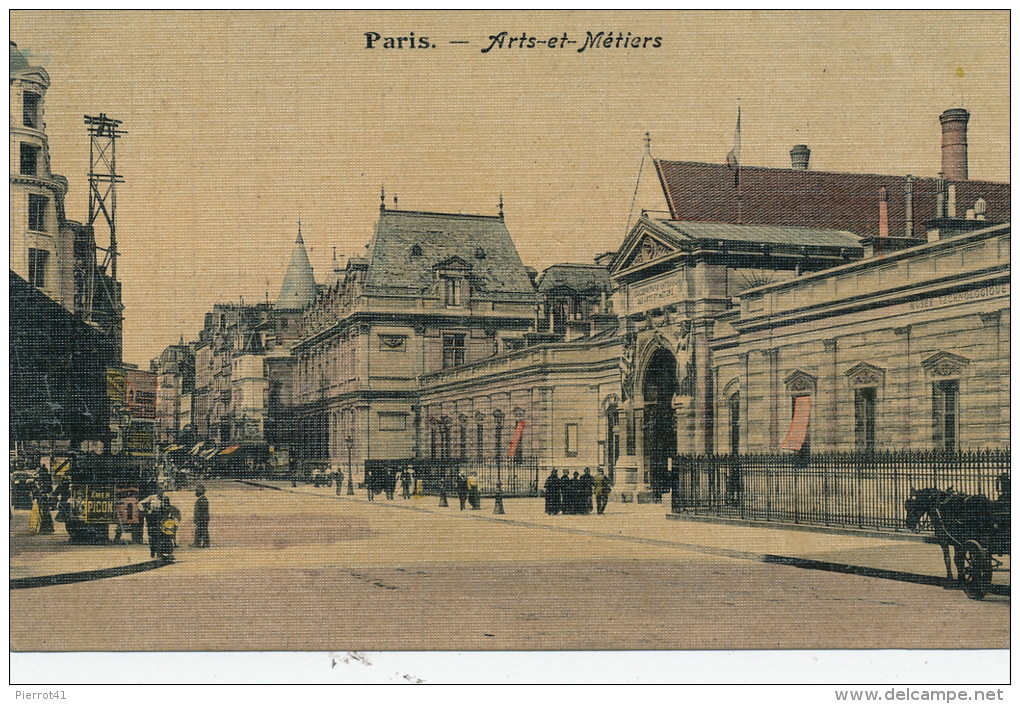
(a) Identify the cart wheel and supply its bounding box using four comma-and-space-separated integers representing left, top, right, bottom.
960, 540, 992, 600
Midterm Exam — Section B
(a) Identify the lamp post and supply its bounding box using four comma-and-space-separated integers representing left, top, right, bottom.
438, 463, 449, 507
345, 436, 355, 495
494, 457, 505, 515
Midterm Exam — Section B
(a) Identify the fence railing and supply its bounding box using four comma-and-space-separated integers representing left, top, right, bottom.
670, 450, 1010, 532
414, 458, 541, 497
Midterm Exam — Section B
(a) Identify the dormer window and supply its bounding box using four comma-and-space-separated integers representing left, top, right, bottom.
443, 277, 464, 307
411, 244, 423, 258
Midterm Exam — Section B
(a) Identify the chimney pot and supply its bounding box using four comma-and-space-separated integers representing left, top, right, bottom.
790, 144, 811, 170
939, 108, 970, 181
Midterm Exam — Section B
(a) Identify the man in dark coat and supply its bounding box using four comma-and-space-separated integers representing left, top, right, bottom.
140, 487, 169, 559
564, 471, 579, 515
544, 469, 561, 515
580, 468, 595, 515
192, 485, 210, 548
593, 469, 611, 515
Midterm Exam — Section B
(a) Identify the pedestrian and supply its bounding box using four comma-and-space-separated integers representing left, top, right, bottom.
593, 469, 611, 515
385, 468, 396, 500
544, 468, 561, 515
192, 485, 210, 548
567, 471, 582, 515
334, 467, 344, 495
467, 473, 481, 510
158, 498, 182, 562
580, 468, 595, 515
401, 468, 412, 499
456, 472, 468, 510
140, 487, 169, 559
37, 486, 55, 534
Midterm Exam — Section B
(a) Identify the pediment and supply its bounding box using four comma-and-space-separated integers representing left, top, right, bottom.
921, 351, 970, 378
845, 362, 886, 387
784, 370, 818, 393
434, 255, 472, 272
619, 234, 679, 271
610, 218, 688, 276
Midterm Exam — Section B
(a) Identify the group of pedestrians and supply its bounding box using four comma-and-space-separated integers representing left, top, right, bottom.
455, 472, 481, 510
137, 485, 211, 562
544, 468, 612, 515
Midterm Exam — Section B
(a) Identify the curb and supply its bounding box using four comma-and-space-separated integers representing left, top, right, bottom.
10, 559, 168, 590
665, 511, 926, 543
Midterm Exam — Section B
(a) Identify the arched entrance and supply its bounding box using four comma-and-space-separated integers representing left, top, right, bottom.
642, 347, 678, 495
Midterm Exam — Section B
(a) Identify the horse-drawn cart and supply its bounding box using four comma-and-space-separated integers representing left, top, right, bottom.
905, 474, 1010, 600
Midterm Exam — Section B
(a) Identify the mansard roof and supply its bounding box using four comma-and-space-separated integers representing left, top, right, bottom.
363, 208, 536, 300
536, 263, 612, 294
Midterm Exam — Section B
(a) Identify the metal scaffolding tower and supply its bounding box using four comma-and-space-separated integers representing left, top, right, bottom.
81, 113, 126, 346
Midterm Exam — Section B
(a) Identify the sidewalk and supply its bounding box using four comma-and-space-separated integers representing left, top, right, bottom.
10, 479, 1009, 594
257, 479, 1010, 592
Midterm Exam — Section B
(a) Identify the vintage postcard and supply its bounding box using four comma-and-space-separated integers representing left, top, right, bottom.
8, 10, 1010, 690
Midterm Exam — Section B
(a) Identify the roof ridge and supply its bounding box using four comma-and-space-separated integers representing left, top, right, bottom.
381, 208, 503, 221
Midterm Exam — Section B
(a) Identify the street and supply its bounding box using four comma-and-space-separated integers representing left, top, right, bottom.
9, 481, 1010, 651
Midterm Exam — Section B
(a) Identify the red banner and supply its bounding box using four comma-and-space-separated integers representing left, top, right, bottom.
507, 420, 526, 457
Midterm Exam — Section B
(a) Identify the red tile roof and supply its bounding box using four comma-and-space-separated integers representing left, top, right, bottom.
655, 160, 1010, 237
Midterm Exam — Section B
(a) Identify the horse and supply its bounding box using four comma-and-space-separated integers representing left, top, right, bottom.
904, 487, 997, 583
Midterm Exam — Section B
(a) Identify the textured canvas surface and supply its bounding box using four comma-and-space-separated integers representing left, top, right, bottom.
8, 10, 1010, 691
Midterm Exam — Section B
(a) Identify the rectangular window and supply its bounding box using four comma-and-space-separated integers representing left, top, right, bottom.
565, 423, 579, 457
728, 392, 741, 455
443, 277, 463, 307
459, 424, 467, 459
28, 248, 49, 288
442, 333, 465, 368
28, 194, 48, 232
932, 380, 959, 452
20, 143, 39, 175
854, 387, 877, 453
23, 93, 40, 128
476, 423, 484, 461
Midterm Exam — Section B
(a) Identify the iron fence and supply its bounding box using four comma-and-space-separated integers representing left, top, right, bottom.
670, 450, 1010, 532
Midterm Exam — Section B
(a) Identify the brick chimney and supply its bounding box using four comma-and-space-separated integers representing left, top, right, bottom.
939, 108, 970, 181
790, 144, 811, 170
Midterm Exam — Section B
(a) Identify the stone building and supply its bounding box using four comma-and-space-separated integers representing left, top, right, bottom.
714, 222, 1009, 456
291, 202, 538, 476
150, 341, 195, 445
609, 218, 864, 499
606, 107, 1010, 501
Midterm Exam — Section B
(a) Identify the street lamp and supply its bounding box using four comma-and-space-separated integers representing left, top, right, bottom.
345, 436, 355, 495
438, 463, 449, 507
494, 456, 505, 515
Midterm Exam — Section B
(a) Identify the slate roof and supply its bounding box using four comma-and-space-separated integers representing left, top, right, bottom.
277, 231, 317, 311
652, 219, 862, 250
536, 263, 612, 293
363, 208, 536, 300
655, 160, 1010, 237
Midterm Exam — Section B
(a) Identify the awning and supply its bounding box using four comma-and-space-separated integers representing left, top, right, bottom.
202, 448, 220, 459
164, 444, 182, 452
507, 420, 526, 457
781, 395, 812, 451
220, 445, 241, 456
190, 442, 204, 455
